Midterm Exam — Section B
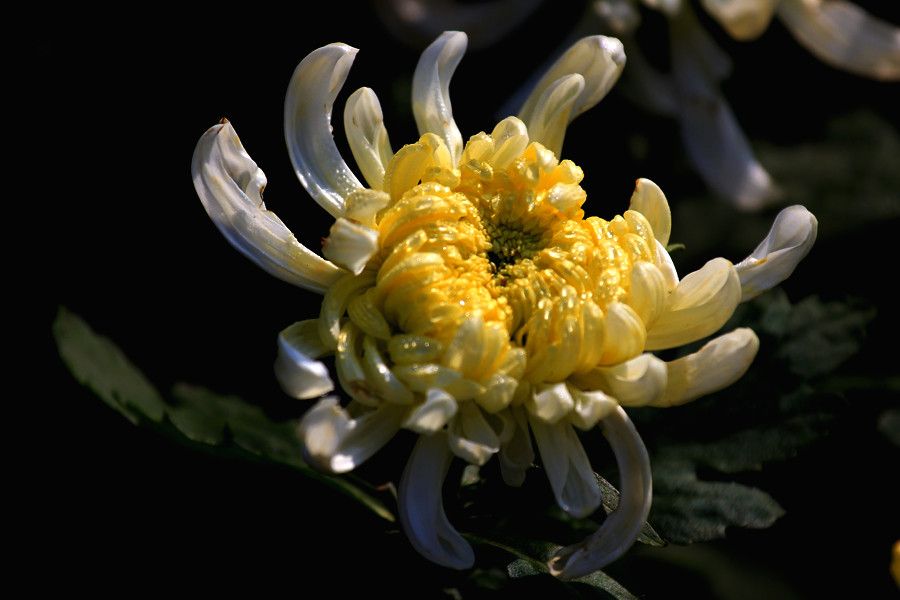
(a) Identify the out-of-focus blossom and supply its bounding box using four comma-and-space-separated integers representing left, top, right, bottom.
377, 0, 899, 211
192, 31, 816, 578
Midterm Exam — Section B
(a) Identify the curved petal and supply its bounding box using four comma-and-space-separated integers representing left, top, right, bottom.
284, 43, 363, 218
499, 405, 535, 487
517, 35, 626, 156
670, 6, 780, 210
701, 0, 778, 41
645, 257, 742, 351
448, 402, 501, 465
399, 431, 475, 569
519, 74, 585, 159
529, 414, 602, 519
628, 178, 671, 248
777, 0, 900, 81
403, 388, 459, 434
298, 397, 406, 473
321, 217, 380, 275
735, 205, 817, 301
344, 87, 394, 191
573, 353, 668, 407
274, 320, 334, 399
655, 328, 759, 406
412, 31, 467, 166
549, 406, 652, 580
191, 120, 343, 293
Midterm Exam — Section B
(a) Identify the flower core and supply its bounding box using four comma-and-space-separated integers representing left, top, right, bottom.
324, 122, 662, 417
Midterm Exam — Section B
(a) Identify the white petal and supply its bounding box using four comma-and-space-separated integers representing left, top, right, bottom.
574, 353, 668, 407
526, 382, 575, 425
298, 397, 405, 473
284, 43, 363, 218
448, 402, 501, 465
529, 415, 602, 518
399, 431, 475, 569
645, 258, 742, 351
701, 0, 778, 40
518, 73, 585, 159
628, 178, 671, 248
670, 8, 780, 210
344, 87, 394, 191
274, 320, 334, 399
191, 121, 343, 293
735, 206, 817, 302
777, 0, 900, 81
518, 35, 626, 156
403, 388, 458, 434
549, 406, 652, 580
567, 385, 619, 430
599, 302, 647, 365
412, 31, 467, 166
321, 217, 380, 276
655, 328, 759, 406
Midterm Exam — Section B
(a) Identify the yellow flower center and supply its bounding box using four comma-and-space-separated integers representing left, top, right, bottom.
323, 126, 661, 412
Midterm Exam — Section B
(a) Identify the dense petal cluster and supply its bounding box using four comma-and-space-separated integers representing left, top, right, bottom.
192, 31, 817, 578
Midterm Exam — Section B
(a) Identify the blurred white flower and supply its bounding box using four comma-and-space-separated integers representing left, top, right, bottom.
377, 0, 899, 211
192, 31, 816, 578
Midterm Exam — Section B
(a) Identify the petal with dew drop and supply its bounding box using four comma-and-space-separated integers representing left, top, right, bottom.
399, 431, 475, 569
735, 205, 817, 302
284, 43, 363, 218
654, 327, 759, 407
274, 320, 334, 400
628, 178, 671, 248
518, 35, 626, 155
777, 0, 900, 81
529, 414, 602, 519
412, 31, 467, 166
322, 217, 379, 276
191, 121, 343, 293
549, 406, 651, 580
344, 87, 394, 191
645, 258, 742, 351
298, 397, 406, 473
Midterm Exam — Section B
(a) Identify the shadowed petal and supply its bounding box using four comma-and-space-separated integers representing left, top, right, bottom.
399, 431, 475, 569
191, 120, 343, 293
549, 406, 652, 579
285, 43, 363, 218
529, 413, 602, 518
778, 0, 900, 81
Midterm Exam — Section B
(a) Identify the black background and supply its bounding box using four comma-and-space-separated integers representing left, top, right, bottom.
29, 1, 899, 596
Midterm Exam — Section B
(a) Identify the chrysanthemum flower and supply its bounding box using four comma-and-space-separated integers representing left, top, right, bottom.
191, 31, 817, 579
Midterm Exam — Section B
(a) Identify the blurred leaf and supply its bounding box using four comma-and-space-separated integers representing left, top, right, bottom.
649, 456, 785, 545
52, 306, 395, 523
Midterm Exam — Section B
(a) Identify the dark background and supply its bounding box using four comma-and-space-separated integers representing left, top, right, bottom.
30, 1, 899, 596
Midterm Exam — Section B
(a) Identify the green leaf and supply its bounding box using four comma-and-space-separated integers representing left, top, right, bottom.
52, 306, 395, 523
649, 457, 785, 545
53, 306, 168, 425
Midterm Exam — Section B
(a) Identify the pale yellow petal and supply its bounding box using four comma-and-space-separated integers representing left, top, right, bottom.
628, 178, 671, 248
344, 87, 394, 190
